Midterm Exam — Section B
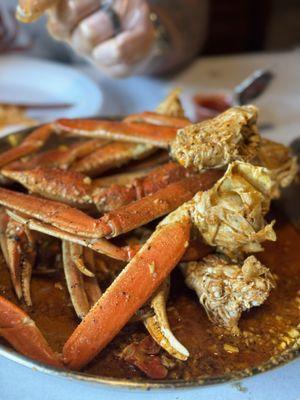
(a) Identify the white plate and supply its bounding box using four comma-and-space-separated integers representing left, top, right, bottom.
0, 55, 103, 135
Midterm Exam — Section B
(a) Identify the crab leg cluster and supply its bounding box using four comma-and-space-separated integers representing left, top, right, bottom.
0, 92, 297, 376
63, 211, 191, 369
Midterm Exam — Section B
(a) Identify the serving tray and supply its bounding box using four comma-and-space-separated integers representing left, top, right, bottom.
0, 125, 299, 389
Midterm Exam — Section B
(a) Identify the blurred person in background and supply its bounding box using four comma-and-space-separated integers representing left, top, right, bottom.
1, 0, 300, 77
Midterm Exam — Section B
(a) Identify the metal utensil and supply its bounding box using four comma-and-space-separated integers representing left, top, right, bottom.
233, 69, 274, 106
232, 69, 275, 131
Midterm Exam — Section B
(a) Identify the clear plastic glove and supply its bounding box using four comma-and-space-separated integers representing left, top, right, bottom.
18, 0, 155, 77
17, 0, 208, 77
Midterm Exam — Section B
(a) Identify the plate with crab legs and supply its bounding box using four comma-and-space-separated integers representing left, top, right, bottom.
0, 90, 299, 387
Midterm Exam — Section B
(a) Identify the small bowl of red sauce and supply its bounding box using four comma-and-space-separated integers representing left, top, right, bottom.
193, 92, 233, 122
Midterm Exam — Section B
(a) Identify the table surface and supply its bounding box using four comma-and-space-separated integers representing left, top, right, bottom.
0, 356, 299, 400
0, 50, 299, 400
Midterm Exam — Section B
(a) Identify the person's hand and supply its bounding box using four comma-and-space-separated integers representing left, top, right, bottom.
17, 0, 209, 77
18, 0, 155, 77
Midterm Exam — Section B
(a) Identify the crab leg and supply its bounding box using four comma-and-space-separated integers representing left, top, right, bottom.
144, 277, 189, 361
6, 138, 108, 171
93, 162, 197, 212
82, 248, 102, 306
124, 112, 189, 128
93, 169, 151, 188
0, 295, 63, 368
0, 125, 52, 168
0, 208, 9, 265
3, 161, 193, 213
0, 170, 221, 239
4, 216, 36, 305
71, 142, 155, 177
62, 241, 92, 319
63, 214, 191, 370
96, 172, 221, 238
124, 151, 169, 172
6, 210, 129, 260
55, 120, 176, 148
69, 242, 94, 277
97, 177, 200, 237
0, 188, 102, 238
2, 167, 94, 209
125, 234, 213, 262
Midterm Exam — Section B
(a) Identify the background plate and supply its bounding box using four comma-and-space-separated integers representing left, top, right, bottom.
0, 55, 103, 135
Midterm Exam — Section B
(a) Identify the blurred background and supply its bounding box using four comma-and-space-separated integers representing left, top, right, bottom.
2, 0, 300, 62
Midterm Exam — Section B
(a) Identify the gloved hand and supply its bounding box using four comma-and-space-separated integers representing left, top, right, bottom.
17, 0, 155, 77
17, 0, 208, 77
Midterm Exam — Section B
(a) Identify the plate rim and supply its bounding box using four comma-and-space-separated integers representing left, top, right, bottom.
0, 54, 103, 119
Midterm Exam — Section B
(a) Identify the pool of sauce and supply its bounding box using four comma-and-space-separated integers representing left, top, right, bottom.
0, 204, 299, 382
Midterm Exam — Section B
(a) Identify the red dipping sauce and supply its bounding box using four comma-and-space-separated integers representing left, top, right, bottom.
193, 93, 232, 121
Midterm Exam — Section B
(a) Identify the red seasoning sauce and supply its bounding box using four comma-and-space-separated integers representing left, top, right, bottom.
0, 206, 299, 382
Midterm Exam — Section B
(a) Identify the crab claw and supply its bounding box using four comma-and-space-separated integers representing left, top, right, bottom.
63, 211, 191, 370
144, 277, 189, 361
1, 215, 36, 306
62, 241, 101, 319
0, 295, 63, 368
68, 242, 95, 277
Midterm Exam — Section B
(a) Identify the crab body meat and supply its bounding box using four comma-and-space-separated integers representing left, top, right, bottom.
181, 254, 275, 335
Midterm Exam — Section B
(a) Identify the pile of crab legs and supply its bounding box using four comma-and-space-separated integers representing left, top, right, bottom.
0, 91, 296, 375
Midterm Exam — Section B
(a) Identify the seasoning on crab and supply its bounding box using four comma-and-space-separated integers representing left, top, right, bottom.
181, 254, 275, 335
255, 138, 298, 197
55, 106, 260, 161
189, 161, 277, 259
170, 105, 260, 171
